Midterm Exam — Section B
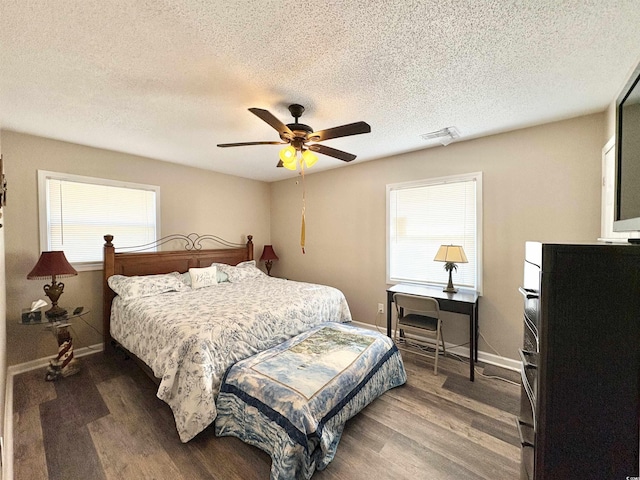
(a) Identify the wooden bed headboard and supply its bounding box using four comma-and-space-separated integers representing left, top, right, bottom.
102, 233, 254, 352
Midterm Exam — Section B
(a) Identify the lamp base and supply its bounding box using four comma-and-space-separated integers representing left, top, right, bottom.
43, 280, 67, 318
443, 268, 457, 293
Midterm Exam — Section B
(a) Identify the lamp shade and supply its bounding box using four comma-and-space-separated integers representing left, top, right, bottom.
302, 149, 318, 168
433, 245, 468, 264
260, 245, 279, 262
280, 145, 296, 163
27, 251, 77, 279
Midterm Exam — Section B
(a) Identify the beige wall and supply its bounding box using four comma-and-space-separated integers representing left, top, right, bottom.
3, 131, 271, 366
270, 114, 604, 361
1, 113, 606, 365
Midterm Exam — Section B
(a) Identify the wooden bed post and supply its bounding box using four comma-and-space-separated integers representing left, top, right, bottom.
103, 234, 115, 353
247, 235, 254, 261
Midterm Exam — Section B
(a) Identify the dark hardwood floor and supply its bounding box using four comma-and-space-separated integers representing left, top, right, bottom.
13, 348, 521, 480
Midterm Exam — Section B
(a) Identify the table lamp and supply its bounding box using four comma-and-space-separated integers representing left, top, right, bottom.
27, 251, 78, 318
434, 245, 468, 293
260, 245, 279, 276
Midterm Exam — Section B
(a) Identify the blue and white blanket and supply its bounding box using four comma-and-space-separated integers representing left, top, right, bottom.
110, 275, 352, 442
215, 322, 407, 480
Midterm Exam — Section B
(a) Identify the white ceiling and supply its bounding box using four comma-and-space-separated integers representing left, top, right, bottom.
2, 1, 640, 182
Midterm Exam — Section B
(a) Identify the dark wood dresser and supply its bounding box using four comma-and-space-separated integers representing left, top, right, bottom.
518, 242, 640, 480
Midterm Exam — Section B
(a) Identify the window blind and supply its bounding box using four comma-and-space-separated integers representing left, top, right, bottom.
40, 172, 159, 267
387, 173, 481, 290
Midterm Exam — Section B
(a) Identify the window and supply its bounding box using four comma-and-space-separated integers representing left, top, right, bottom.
386, 172, 482, 292
38, 171, 160, 271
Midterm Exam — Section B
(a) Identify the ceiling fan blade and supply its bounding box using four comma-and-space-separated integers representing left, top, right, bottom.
310, 121, 371, 142
248, 108, 293, 138
308, 144, 357, 162
217, 141, 287, 147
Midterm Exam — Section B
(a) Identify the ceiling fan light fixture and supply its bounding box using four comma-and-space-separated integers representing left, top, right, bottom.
302, 149, 318, 168
279, 145, 296, 163
283, 159, 297, 170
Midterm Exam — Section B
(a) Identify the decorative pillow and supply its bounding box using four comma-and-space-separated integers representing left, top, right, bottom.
208, 263, 232, 282
180, 272, 192, 287
188, 265, 219, 290
217, 269, 229, 283
108, 272, 188, 300
181, 269, 228, 287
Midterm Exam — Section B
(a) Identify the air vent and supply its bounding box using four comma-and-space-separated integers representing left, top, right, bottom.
420, 126, 460, 146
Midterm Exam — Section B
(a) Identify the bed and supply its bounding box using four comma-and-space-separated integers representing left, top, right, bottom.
102, 234, 352, 442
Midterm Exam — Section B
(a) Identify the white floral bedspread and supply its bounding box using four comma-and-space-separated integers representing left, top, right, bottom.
110, 277, 352, 442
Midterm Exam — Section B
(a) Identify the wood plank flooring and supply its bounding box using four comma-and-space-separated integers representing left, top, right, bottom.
13, 349, 521, 480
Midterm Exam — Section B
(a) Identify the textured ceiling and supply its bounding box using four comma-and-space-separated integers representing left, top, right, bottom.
2, 1, 640, 182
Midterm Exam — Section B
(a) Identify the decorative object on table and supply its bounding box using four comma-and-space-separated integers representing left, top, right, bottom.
27, 251, 78, 318
433, 245, 468, 293
260, 245, 279, 276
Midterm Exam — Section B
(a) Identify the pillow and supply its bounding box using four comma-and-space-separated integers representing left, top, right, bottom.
188, 265, 219, 290
180, 272, 192, 287
225, 263, 266, 282
236, 260, 257, 268
108, 272, 188, 300
217, 269, 229, 283
180, 269, 228, 287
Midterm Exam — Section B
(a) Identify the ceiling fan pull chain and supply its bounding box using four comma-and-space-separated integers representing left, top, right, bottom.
300, 162, 306, 254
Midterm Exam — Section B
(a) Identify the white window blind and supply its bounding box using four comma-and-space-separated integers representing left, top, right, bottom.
386, 172, 482, 292
38, 171, 159, 270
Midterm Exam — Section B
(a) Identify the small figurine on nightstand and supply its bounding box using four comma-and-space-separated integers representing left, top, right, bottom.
45, 321, 80, 381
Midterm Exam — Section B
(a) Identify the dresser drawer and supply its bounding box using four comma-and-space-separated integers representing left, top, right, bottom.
520, 287, 539, 334
519, 348, 537, 430
523, 314, 539, 353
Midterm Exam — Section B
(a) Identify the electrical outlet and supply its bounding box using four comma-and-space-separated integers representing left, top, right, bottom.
377, 303, 384, 314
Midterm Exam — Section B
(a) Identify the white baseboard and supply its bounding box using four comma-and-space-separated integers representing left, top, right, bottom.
350, 320, 521, 372
7, 343, 103, 377
3, 343, 103, 480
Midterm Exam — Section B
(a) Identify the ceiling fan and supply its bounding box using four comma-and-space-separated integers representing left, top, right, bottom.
216, 104, 371, 170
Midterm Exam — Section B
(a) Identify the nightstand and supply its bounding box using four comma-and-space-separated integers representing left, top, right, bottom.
20, 306, 89, 381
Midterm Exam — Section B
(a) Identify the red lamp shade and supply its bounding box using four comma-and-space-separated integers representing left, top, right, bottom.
27, 251, 77, 318
27, 251, 78, 279
260, 245, 279, 262
260, 245, 278, 276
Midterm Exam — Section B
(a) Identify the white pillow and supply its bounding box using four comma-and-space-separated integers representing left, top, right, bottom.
108, 272, 188, 300
236, 260, 257, 268
226, 263, 265, 282
189, 265, 219, 289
